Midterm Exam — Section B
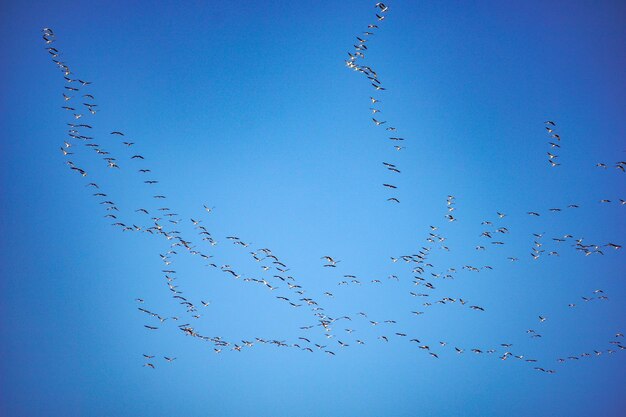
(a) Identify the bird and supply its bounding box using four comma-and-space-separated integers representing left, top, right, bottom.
375, 3, 389, 13
321, 256, 339, 264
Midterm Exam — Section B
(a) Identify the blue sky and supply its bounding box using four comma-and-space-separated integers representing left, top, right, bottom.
1, 1, 625, 416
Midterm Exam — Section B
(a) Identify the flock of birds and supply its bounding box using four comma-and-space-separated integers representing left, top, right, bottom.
345, 3, 406, 203
541, 120, 626, 172
544, 121, 562, 167
41, 3, 624, 374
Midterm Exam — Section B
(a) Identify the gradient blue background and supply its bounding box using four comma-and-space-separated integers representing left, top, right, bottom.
1, 1, 625, 416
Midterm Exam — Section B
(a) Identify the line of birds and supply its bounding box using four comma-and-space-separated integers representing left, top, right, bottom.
345, 3, 407, 203
544, 121, 562, 167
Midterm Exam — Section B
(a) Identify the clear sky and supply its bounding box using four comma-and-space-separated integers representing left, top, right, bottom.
1, 1, 625, 416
